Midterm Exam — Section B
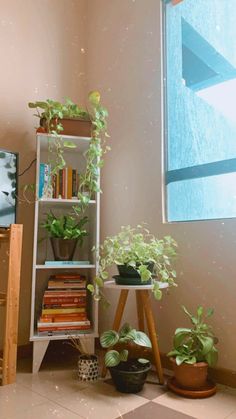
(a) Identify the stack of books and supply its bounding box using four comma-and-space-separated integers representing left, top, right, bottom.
39, 163, 80, 199
37, 273, 91, 336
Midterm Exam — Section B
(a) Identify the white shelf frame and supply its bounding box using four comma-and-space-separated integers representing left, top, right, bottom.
30, 134, 100, 373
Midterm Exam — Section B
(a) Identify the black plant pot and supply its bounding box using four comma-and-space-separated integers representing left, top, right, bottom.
50, 238, 78, 261
109, 360, 151, 393
117, 263, 154, 278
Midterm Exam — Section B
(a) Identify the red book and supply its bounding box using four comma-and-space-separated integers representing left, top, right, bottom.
43, 296, 86, 304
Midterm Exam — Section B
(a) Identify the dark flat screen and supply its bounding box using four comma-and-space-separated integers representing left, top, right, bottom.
0, 150, 17, 227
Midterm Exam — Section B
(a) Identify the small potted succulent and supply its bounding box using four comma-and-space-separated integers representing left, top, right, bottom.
100, 323, 152, 393
167, 305, 218, 391
68, 336, 99, 382
90, 224, 177, 301
41, 212, 88, 261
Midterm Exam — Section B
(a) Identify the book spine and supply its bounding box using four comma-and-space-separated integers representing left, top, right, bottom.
72, 169, 77, 197
38, 320, 90, 327
39, 164, 45, 198
44, 291, 87, 297
43, 303, 86, 309
42, 307, 86, 315
59, 169, 63, 198
39, 313, 87, 322
67, 167, 72, 199
38, 325, 90, 332
43, 296, 86, 304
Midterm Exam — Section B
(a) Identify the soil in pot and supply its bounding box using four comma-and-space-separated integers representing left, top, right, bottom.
170, 358, 208, 389
50, 238, 78, 261
109, 359, 151, 393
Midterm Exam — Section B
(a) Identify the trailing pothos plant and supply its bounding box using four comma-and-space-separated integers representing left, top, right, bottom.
167, 305, 218, 367
100, 323, 152, 368
88, 224, 177, 304
28, 91, 110, 213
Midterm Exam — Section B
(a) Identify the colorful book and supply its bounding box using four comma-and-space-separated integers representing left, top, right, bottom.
39, 163, 45, 198
45, 261, 90, 266
38, 319, 90, 328
42, 307, 86, 315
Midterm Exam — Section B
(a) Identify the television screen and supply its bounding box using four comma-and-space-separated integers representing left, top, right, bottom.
0, 150, 18, 228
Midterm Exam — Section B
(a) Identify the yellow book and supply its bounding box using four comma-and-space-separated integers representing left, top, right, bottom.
42, 307, 86, 315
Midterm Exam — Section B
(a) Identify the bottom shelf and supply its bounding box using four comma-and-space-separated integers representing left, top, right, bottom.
30, 330, 98, 341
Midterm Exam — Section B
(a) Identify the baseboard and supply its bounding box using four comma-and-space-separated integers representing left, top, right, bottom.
7, 342, 236, 388
160, 352, 236, 389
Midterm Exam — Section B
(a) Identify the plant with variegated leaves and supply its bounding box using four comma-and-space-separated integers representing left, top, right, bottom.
100, 323, 152, 368
167, 306, 218, 367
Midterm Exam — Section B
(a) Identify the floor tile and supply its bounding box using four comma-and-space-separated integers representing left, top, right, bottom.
226, 411, 236, 419
118, 401, 195, 419
7, 400, 84, 419
56, 380, 149, 419
154, 386, 236, 419
17, 366, 90, 401
0, 383, 47, 418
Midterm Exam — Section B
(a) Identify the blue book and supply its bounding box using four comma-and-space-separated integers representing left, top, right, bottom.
39, 163, 45, 198
45, 261, 91, 266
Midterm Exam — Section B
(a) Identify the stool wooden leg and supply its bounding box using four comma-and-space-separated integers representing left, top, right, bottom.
136, 291, 145, 331
140, 290, 164, 385
101, 289, 129, 378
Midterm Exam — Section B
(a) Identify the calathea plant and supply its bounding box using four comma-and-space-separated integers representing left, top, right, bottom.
100, 323, 151, 367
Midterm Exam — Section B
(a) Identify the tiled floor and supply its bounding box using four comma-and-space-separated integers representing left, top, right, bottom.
0, 345, 236, 419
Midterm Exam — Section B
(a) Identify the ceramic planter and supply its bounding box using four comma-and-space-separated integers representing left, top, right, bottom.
50, 238, 78, 261
77, 355, 99, 382
109, 360, 151, 393
170, 358, 208, 389
114, 263, 154, 285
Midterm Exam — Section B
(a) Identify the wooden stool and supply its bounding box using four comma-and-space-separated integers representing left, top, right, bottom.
101, 281, 168, 384
0, 225, 23, 385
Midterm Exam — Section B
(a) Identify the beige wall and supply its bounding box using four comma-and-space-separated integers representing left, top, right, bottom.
86, 0, 236, 371
1, 0, 235, 374
0, 0, 87, 346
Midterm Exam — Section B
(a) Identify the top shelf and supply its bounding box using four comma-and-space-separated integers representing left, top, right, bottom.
37, 134, 91, 153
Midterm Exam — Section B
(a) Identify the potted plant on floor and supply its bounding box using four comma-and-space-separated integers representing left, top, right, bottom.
41, 212, 88, 261
68, 336, 99, 382
167, 305, 218, 397
89, 224, 177, 302
100, 323, 152, 393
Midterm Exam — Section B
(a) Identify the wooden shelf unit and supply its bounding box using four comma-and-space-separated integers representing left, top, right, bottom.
0, 224, 23, 385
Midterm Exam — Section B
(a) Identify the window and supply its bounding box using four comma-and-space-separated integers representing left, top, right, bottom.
163, 0, 236, 221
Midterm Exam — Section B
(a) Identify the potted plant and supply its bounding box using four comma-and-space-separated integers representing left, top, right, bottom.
167, 305, 218, 393
89, 224, 177, 301
41, 212, 88, 261
28, 91, 110, 214
68, 336, 99, 382
100, 323, 152, 393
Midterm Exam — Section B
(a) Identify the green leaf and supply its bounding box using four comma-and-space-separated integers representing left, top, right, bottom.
205, 347, 218, 367
95, 277, 104, 287
87, 284, 94, 294
119, 349, 128, 362
206, 308, 214, 318
197, 335, 214, 356
105, 350, 120, 367
100, 330, 119, 348
153, 288, 162, 301
119, 323, 132, 336
197, 306, 203, 320
134, 331, 152, 348
138, 358, 150, 364
63, 140, 76, 148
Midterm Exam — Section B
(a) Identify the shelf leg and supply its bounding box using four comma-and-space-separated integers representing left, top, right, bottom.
32, 340, 50, 373
101, 289, 129, 378
140, 290, 164, 385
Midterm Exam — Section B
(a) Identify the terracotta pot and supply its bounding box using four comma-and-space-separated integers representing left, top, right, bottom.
39, 118, 92, 137
59, 118, 92, 137
170, 358, 208, 389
